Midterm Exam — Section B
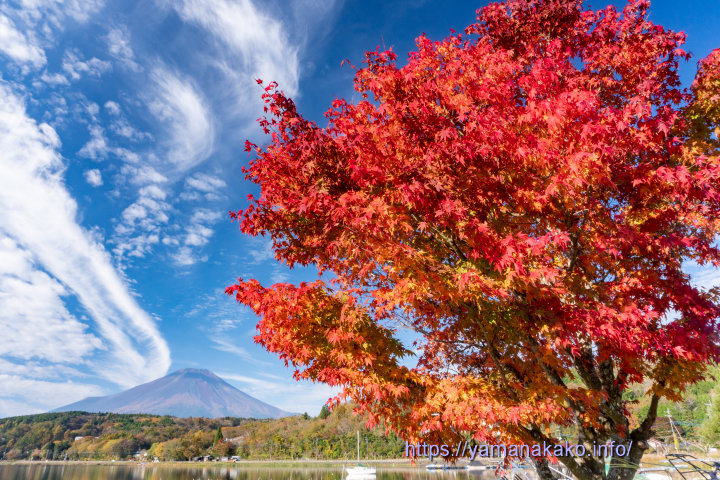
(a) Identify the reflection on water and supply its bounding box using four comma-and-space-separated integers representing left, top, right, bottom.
0, 464, 501, 480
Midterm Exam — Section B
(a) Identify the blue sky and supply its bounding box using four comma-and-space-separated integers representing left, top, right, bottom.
0, 0, 718, 418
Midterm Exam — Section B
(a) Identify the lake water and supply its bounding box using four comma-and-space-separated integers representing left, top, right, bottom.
0, 464, 500, 480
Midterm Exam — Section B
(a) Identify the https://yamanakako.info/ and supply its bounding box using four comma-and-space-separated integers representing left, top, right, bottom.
405, 440, 633, 459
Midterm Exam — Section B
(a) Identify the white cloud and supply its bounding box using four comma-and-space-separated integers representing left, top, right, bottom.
78, 122, 147, 163
185, 172, 226, 193
86, 102, 100, 117
169, 207, 222, 266
0, 236, 102, 363
106, 27, 132, 59
181, 172, 226, 202
118, 165, 168, 190
0, 83, 171, 389
171, 247, 201, 266
149, 68, 215, 173
173, 0, 299, 96
84, 168, 103, 187
78, 125, 108, 160
0, 358, 89, 380
100, 101, 150, 141
0, 375, 105, 417
104, 100, 121, 116
0, 398, 44, 418
8, 0, 105, 27
113, 184, 171, 259
106, 26, 140, 71
62, 49, 111, 81
110, 117, 147, 142
686, 261, 720, 291
39, 71, 70, 86
0, 13, 45, 68
191, 208, 222, 223
185, 224, 214, 246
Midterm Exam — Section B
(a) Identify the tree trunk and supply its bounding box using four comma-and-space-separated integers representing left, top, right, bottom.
534, 456, 561, 480
607, 438, 649, 480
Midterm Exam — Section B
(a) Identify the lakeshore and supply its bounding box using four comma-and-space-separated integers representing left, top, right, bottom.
2, 452, 713, 468
0, 460, 496, 480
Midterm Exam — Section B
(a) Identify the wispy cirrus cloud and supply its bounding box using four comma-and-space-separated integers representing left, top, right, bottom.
0, 375, 104, 417
0, 84, 171, 397
186, 291, 266, 362
172, 0, 299, 96
242, 236, 293, 283
218, 371, 338, 415
0, 236, 102, 363
0, 0, 346, 418
148, 68, 215, 174
106, 26, 140, 72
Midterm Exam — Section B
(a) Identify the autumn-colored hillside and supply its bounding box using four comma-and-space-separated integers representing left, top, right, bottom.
3, 384, 720, 462
0, 404, 404, 461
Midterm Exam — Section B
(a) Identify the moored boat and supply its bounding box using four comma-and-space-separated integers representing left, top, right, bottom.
344, 431, 376, 477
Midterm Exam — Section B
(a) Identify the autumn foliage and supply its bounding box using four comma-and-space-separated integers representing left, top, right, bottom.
227, 1, 720, 479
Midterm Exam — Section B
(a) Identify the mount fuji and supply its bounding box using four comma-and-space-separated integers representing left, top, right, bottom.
51, 369, 293, 419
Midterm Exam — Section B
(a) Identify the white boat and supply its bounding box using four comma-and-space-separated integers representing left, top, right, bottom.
345, 465, 377, 477
426, 463, 468, 470
344, 431, 376, 477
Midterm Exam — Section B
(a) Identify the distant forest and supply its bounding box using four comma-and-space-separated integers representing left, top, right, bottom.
3, 373, 720, 463
0, 404, 405, 461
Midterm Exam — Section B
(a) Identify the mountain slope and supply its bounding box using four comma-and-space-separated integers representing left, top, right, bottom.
51, 369, 292, 419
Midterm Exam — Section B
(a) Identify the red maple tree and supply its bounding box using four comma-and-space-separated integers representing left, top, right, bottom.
227, 1, 720, 479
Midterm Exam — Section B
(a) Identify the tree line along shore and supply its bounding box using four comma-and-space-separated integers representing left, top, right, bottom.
3, 377, 720, 463
0, 404, 404, 461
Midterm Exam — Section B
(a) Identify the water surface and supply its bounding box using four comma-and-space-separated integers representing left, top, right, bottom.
0, 464, 499, 480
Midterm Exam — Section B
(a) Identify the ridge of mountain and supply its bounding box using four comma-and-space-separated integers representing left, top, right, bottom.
51, 368, 293, 419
